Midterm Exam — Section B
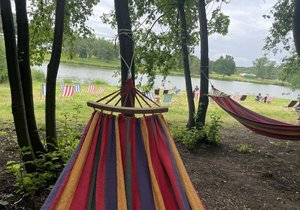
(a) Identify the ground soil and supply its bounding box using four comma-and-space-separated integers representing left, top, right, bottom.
0, 125, 299, 210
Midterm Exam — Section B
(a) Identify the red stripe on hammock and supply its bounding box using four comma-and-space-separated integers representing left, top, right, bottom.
69, 115, 102, 209
48, 112, 96, 210
210, 95, 300, 140
146, 117, 180, 210
95, 115, 110, 209
154, 116, 186, 210
130, 117, 142, 210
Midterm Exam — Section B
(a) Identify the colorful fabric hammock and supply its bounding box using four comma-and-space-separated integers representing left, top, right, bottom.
42, 111, 204, 210
209, 88, 300, 141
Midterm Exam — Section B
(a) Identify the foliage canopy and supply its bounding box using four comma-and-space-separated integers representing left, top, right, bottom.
253, 57, 279, 80
29, 0, 101, 66
102, 0, 230, 87
264, 0, 300, 88
63, 37, 119, 60
211, 55, 236, 76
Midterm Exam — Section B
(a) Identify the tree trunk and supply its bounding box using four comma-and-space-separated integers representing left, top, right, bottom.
46, 0, 65, 151
294, 0, 300, 57
0, 0, 35, 172
114, 0, 135, 107
178, 0, 195, 128
15, 0, 45, 156
196, 0, 209, 128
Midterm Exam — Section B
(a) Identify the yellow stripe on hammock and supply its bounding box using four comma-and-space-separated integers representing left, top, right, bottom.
141, 118, 166, 210
115, 116, 128, 210
158, 114, 205, 210
55, 112, 100, 210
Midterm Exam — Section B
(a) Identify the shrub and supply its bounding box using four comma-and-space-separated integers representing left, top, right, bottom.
0, 38, 8, 83
63, 78, 73, 84
175, 113, 223, 150
6, 148, 63, 198
31, 70, 45, 82
0, 131, 8, 139
237, 144, 254, 153
205, 113, 223, 145
171, 126, 186, 141
0, 71, 8, 83
6, 104, 84, 197
277, 141, 290, 147
92, 80, 108, 85
56, 104, 83, 161
182, 127, 206, 150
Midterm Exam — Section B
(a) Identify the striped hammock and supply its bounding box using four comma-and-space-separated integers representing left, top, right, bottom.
42, 111, 204, 210
209, 88, 300, 141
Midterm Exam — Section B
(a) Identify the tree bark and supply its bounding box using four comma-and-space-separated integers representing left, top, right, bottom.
294, 0, 300, 57
15, 0, 45, 155
196, 0, 209, 128
114, 0, 135, 107
178, 0, 195, 128
46, 0, 65, 151
0, 0, 35, 172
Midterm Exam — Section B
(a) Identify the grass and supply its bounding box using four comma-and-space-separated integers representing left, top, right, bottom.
0, 81, 298, 130
237, 144, 255, 153
208, 73, 288, 86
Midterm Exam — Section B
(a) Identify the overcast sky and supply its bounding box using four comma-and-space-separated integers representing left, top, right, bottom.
86, 0, 287, 67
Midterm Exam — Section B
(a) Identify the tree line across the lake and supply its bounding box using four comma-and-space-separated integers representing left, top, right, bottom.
0, 3, 298, 86
0, 4, 297, 86
0, 34, 288, 83
0, 1, 300, 88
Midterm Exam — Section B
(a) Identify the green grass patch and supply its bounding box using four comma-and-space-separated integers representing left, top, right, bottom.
0, 82, 298, 130
237, 144, 255, 153
209, 73, 288, 86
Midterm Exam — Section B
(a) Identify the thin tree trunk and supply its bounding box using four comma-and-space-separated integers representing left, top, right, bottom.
15, 0, 45, 155
0, 0, 35, 172
46, 0, 65, 151
196, 0, 209, 128
114, 0, 135, 107
294, 0, 300, 57
178, 0, 195, 128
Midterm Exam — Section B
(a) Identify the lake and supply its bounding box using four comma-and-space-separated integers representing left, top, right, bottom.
35, 63, 300, 100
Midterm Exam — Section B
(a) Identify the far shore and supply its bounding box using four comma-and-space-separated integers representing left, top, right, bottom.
50, 55, 290, 87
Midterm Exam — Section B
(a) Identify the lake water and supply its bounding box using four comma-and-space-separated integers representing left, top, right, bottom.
35, 63, 300, 100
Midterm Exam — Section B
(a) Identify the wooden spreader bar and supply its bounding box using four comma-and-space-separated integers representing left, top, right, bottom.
87, 101, 168, 114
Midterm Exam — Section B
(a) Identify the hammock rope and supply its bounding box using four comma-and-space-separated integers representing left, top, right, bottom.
209, 87, 300, 141
116, 28, 135, 80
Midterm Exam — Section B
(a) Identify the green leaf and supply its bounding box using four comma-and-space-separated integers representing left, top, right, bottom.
0, 200, 9, 206
23, 176, 33, 186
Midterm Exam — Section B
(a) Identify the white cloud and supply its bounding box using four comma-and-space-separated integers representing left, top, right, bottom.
199, 0, 288, 67
85, 0, 287, 67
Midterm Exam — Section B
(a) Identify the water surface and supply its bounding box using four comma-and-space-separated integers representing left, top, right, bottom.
35, 63, 300, 100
